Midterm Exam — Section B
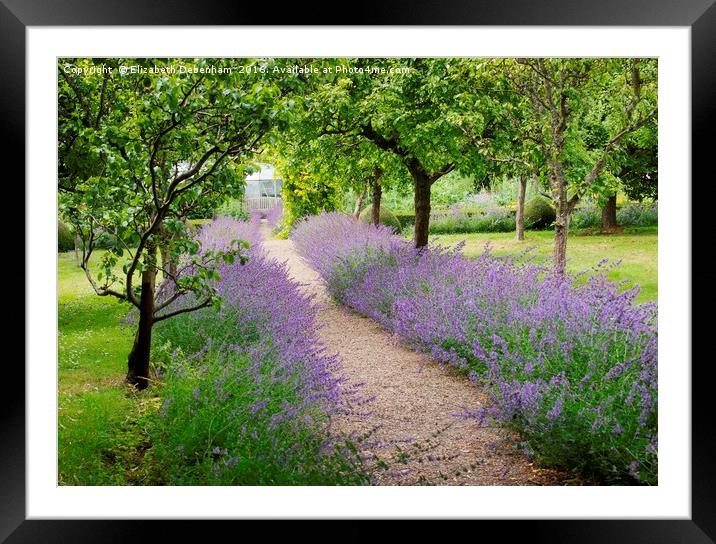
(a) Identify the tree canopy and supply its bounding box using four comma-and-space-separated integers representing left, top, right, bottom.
58, 57, 294, 387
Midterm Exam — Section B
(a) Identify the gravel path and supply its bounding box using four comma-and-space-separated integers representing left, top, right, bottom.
261, 225, 568, 486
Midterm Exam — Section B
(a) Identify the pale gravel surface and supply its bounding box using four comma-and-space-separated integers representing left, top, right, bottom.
261, 225, 571, 486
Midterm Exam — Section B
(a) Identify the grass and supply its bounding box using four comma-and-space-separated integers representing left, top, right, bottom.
58, 250, 157, 485
429, 226, 657, 303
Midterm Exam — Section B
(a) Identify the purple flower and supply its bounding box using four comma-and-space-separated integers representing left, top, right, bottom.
547, 397, 563, 422
291, 212, 658, 484
224, 455, 239, 468
153, 216, 369, 482
266, 202, 284, 228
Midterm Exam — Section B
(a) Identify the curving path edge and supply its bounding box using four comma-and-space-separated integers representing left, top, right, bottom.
261, 224, 569, 486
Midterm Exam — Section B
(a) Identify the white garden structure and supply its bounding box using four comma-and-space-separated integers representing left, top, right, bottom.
244, 163, 282, 211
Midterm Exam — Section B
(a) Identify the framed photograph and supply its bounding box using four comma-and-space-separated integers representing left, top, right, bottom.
9, 0, 710, 540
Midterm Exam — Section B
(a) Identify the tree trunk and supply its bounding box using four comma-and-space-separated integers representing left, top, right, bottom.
158, 224, 177, 280
126, 268, 156, 390
554, 211, 569, 275
551, 169, 571, 276
74, 235, 81, 267
413, 171, 431, 248
371, 177, 382, 226
601, 193, 619, 232
516, 174, 527, 241
352, 184, 367, 219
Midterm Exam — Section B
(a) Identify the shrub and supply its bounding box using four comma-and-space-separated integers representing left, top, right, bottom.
185, 199, 217, 220
479, 209, 517, 232
359, 205, 402, 233
429, 208, 515, 234
273, 227, 290, 240
571, 205, 602, 229
58, 220, 75, 252
194, 215, 263, 249
524, 198, 556, 230
292, 212, 397, 292
460, 189, 500, 210
186, 219, 211, 235
282, 173, 341, 229
617, 201, 658, 227
266, 202, 284, 229
429, 172, 482, 207
570, 201, 658, 230
393, 211, 415, 228
249, 209, 264, 225
215, 198, 249, 221
150, 349, 367, 485
292, 213, 658, 485
150, 217, 369, 485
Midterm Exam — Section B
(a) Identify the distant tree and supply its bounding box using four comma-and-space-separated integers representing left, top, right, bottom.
445, 58, 543, 241
604, 118, 658, 230
577, 90, 657, 232
618, 125, 658, 202
268, 130, 405, 228
512, 58, 657, 272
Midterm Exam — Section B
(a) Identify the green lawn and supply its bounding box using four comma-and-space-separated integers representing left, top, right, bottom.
429, 226, 657, 303
58, 251, 157, 485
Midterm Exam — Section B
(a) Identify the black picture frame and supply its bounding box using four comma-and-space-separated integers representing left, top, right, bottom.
7, 0, 711, 541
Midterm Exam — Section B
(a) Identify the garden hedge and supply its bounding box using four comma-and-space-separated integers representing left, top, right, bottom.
58, 220, 75, 252
524, 197, 556, 230
359, 205, 402, 232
